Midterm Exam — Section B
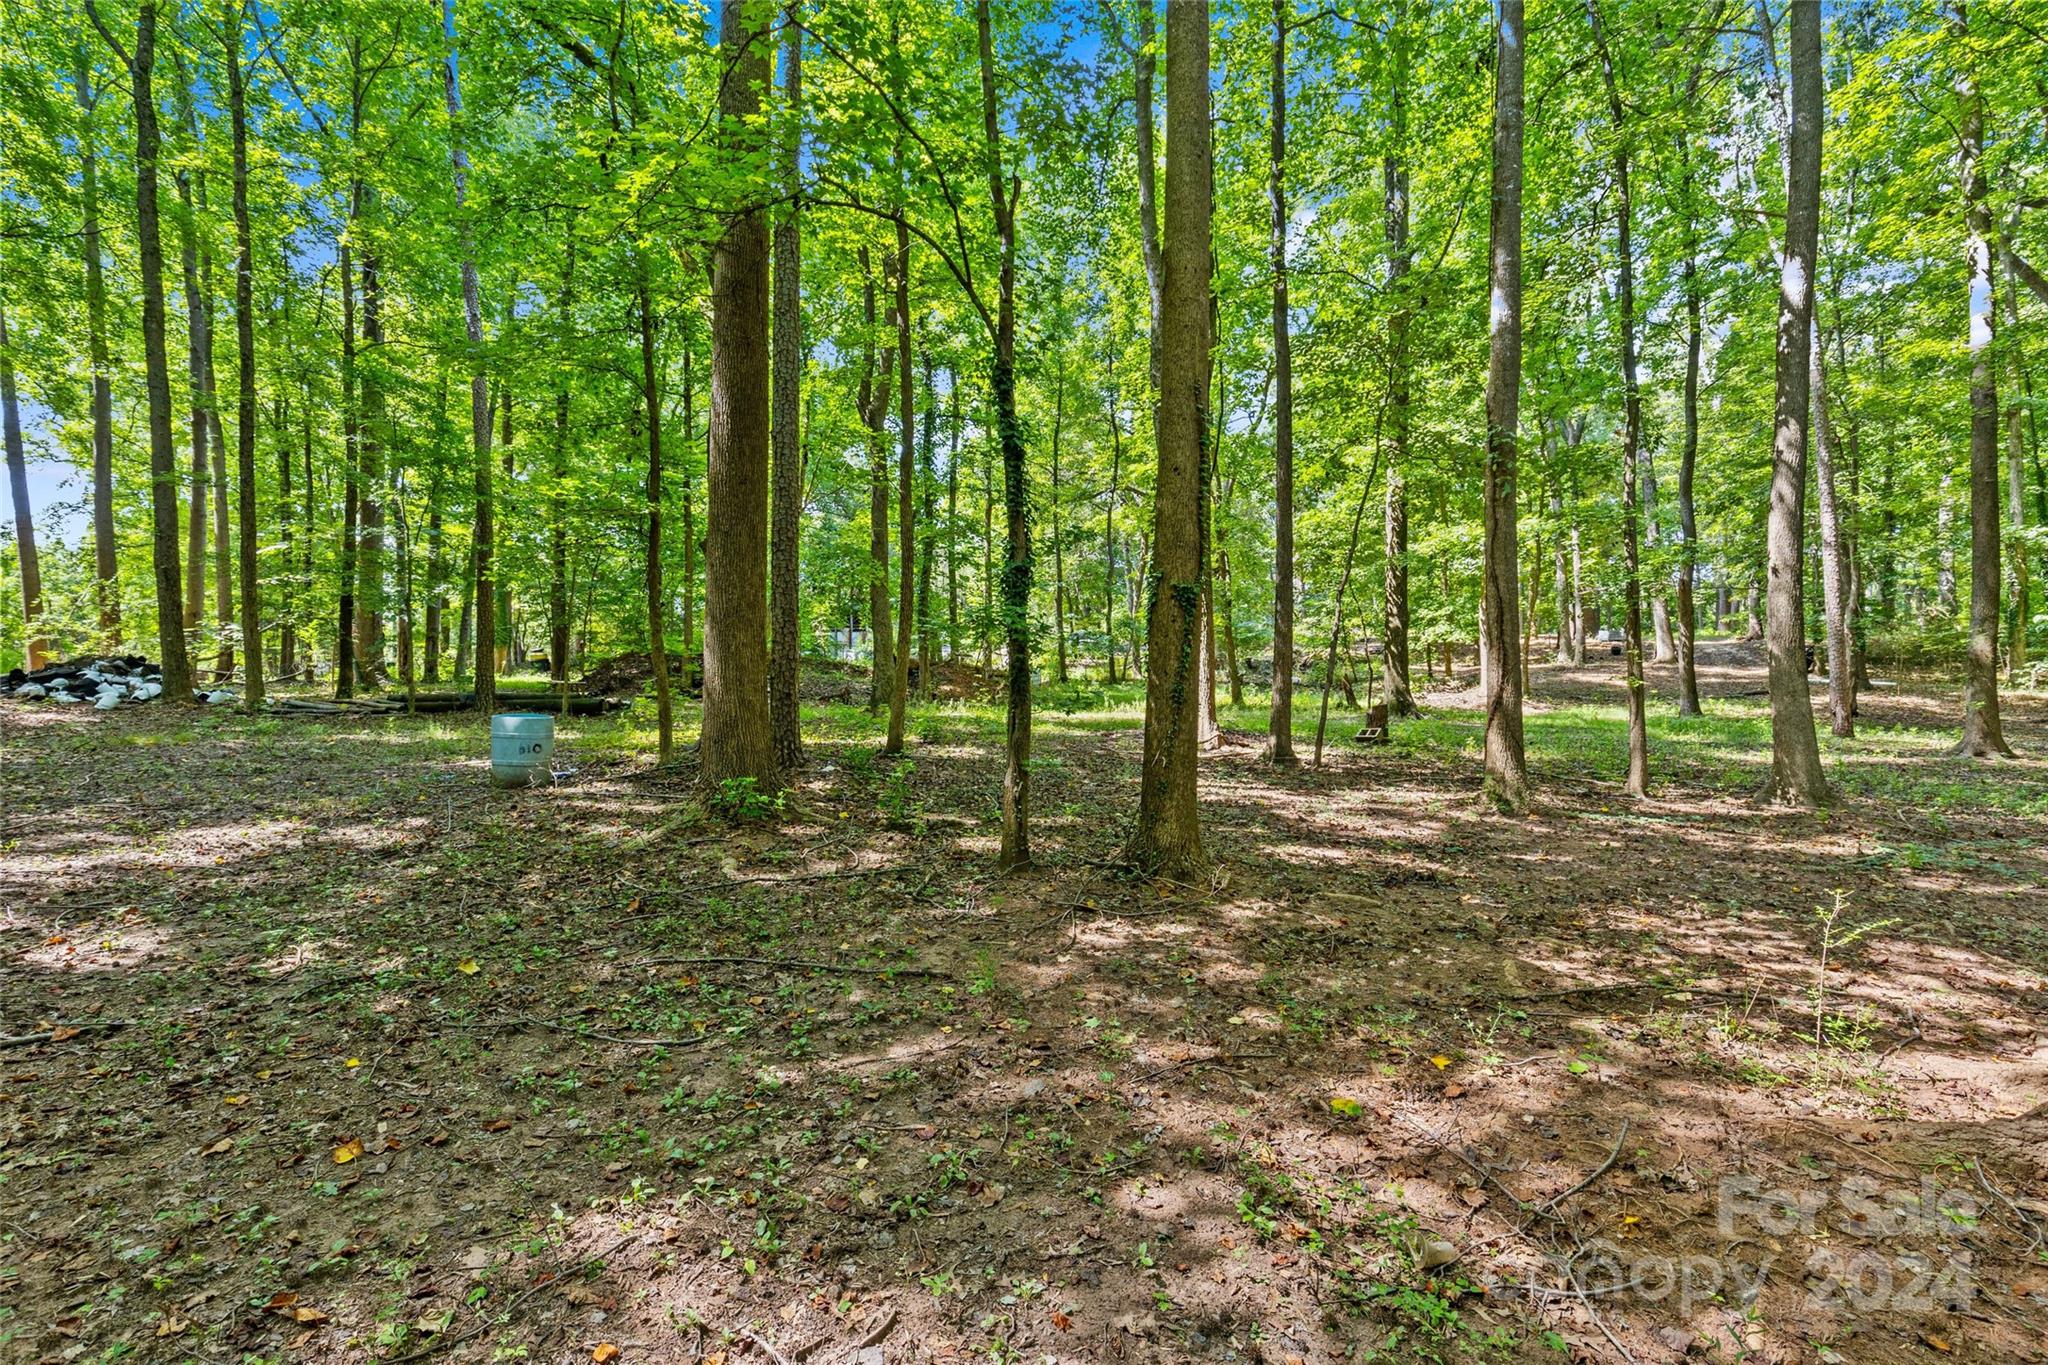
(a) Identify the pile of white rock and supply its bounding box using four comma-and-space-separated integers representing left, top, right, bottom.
3, 656, 169, 708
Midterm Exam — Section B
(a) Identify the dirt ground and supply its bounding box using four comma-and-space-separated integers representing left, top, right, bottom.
3, 642, 2046, 1365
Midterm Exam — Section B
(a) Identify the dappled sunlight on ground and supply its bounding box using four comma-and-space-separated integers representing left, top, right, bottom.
3, 651, 2047, 1362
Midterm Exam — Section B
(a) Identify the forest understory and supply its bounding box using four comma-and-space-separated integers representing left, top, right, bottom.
4, 644, 2047, 1365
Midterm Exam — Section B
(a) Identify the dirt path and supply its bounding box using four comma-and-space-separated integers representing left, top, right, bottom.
3, 650, 2045, 1364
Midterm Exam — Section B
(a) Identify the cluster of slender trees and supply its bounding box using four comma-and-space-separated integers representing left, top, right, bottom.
3, 0, 2043, 875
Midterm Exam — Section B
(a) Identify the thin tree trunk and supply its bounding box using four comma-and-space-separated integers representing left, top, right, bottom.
78, 47, 120, 645
1645, 451, 1675, 663
859, 251, 894, 713
88, 0, 194, 701
1552, 484, 1571, 664
917, 351, 936, 695
1128, 0, 1210, 877
947, 371, 961, 662
0, 303, 45, 669
769, 12, 805, 770
550, 233, 574, 684
172, 59, 209, 640
1268, 0, 1297, 763
701, 0, 779, 789
638, 269, 674, 761
356, 217, 390, 686
2007, 251, 2033, 680
1675, 124, 1704, 715
1049, 357, 1069, 685
443, 0, 493, 718
278, 389, 297, 677
1103, 354, 1122, 683
300, 380, 315, 677
1589, 0, 1648, 797
224, 10, 262, 709
1198, 348, 1221, 749
1813, 355, 1853, 735
1382, 0, 1415, 717
885, 217, 914, 754
681, 331, 697, 658
1955, 18, 2011, 756
975, 0, 1032, 869
1313, 465, 1378, 769
336, 225, 360, 698
1481, 0, 1528, 813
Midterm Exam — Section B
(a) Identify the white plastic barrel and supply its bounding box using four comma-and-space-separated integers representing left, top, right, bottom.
490, 713, 555, 787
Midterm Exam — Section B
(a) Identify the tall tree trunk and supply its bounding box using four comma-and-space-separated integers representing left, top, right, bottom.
1589, 0, 1648, 797
1481, 0, 1528, 813
769, 12, 805, 770
78, 48, 121, 645
981, 403, 993, 676
1103, 354, 1122, 683
356, 222, 389, 686
1552, 480, 1571, 664
1049, 357, 1069, 685
2008, 249, 2033, 679
1761, 0, 1830, 798
1759, 0, 1849, 738
224, 11, 262, 709
976, 0, 1032, 870
334, 203, 360, 698
1, 303, 45, 669
1267, 0, 1297, 764
173, 57, 236, 679
680, 329, 697, 657
1128, 0, 1210, 877
1382, 0, 1415, 717
278, 390, 296, 678
300, 381, 315, 675
917, 351, 936, 694
549, 233, 574, 684
1133, 0, 1163, 397
701, 0, 779, 789
638, 270, 674, 760
885, 220, 914, 754
443, 0, 494, 718
1813, 356, 1853, 734
1645, 451, 1675, 663
1955, 16, 2012, 756
858, 251, 895, 713
1675, 127, 1704, 716
1198, 345, 1220, 749
425, 377, 447, 683
947, 372, 961, 662
172, 61, 210, 640
89, 0, 195, 702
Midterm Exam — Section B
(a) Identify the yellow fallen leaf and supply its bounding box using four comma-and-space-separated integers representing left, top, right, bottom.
1430, 1055, 1453, 1069
224, 1094, 249, 1106
457, 959, 480, 975
333, 1138, 365, 1165
593, 1345, 621, 1363
344, 1057, 361, 1069
1329, 1096, 1362, 1117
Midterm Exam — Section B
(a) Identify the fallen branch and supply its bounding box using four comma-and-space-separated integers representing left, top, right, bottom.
0, 1020, 132, 1048
1536, 1120, 1630, 1215
633, 954, 941, 978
